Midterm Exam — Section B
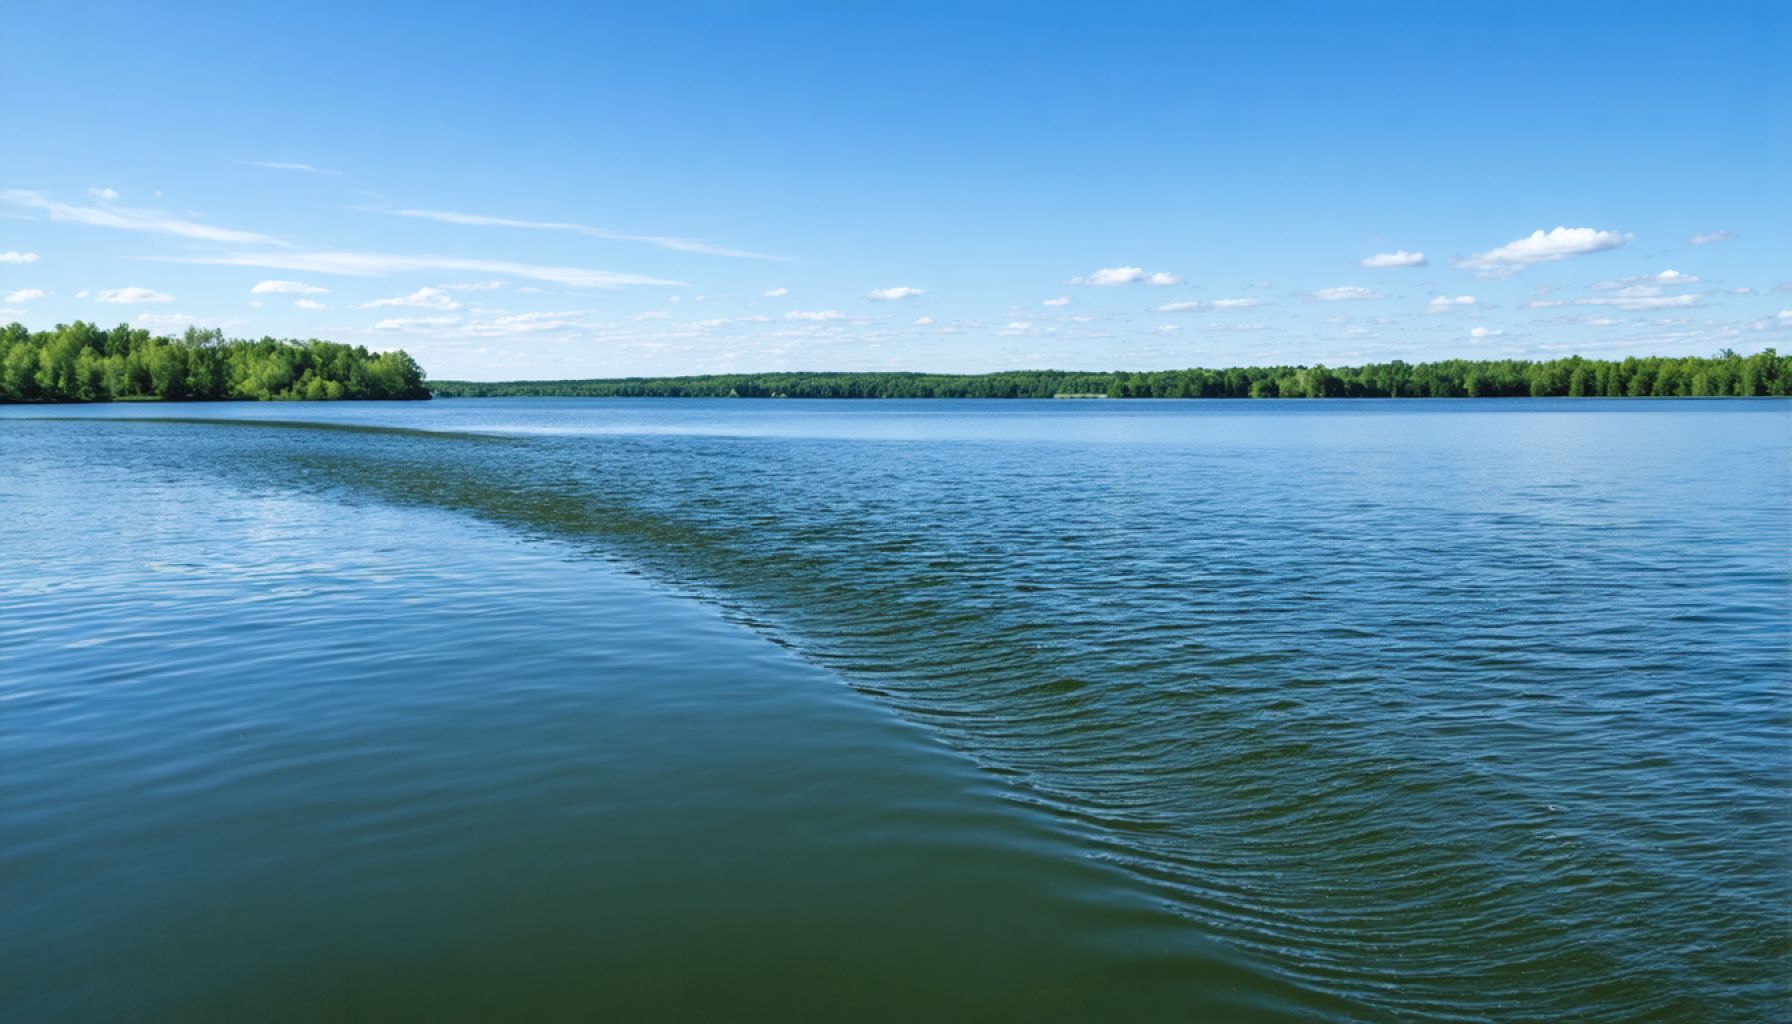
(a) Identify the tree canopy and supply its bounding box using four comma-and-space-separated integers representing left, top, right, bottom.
0, 322, 429, 402
431, 351, 1788, 400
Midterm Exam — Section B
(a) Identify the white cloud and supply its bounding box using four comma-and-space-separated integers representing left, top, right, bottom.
868, 286, 925, 301
1690, 230, 1736, 245
1152, 301, 1201, 313
4, 288, 45, 303
1313, 286, 1380, 301
362, 286, 461, 310
1211, 297, 1262, 310
1067, 266, 1181, 286
372, 315, 460, 331
294, 298, 329, 310
763, 287, 789, 297
445, 280, 505, 291
1459, 226, 1630, 273
633, 310, 671, 321
786, 310, 847, 322
1153, 324, 1182, 334
97, 286, 174, 304
1205, 322, 1268, 332
163, 250, 682, 290
2, 189, 278, 244
1779, 310, 1791, 321
913, 316, 935, 326
1360, 249, 1426, 268
251, 279, 328, 294
367, 206, 790, 261
1653, 269, 1699, 284
1042, 296, 1070, 307
1526, 299, 1565, 309
242, 160, 338, 175
88, 187, 120, 201
0, 251, 39, 264
1469, 326, 1505, 338
1427, 295, 1476, 312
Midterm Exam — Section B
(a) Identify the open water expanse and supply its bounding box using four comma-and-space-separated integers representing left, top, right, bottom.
2, 398, 1788, 1021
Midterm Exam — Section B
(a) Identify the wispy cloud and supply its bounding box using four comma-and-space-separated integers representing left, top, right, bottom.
1360, 249, 1426, 268
1574, 289, 1702, 311
1458, 226, 1629, 275
3, 190, 280, 244
1313, 286, 1380, 301
242, 160, 339, 175
160, 250, 683, 289
97, 286, 175, 304
1426, 295, 1476, 312
1149, 298, 1264, 314
1689, 229, 1736, 245
868, 285, 925, 300
365, 206, 793, 262
294, 298, 329, 310
362, 286, 462, 310
763, 287, 789, 297
1067, 266, 1182, 286
250, 279, 328, 294
372, 315, 460, 332
88, 187, 120, 201
786, 309, 849, 322
1042, 296, 1070, 307
4, 288, 45, 303
0, 251, 39, 264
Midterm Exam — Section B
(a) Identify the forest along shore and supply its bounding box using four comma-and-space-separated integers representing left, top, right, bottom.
431, 351, 1788, 399
1, 322, 429, 402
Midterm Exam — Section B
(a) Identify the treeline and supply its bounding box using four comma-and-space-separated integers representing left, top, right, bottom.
432, 351, 1789, 400
0, 321, 430, 402
432, 370, 1118, 399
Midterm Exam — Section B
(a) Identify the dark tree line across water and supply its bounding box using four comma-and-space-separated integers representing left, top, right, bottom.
433, 351, 1789, 400
0, 322, 430, 402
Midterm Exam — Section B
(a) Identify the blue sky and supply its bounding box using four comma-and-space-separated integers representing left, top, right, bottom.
2, 1, 1787, 378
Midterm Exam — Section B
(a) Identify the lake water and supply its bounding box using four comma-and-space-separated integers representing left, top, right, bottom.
3, 398, 1788, 1021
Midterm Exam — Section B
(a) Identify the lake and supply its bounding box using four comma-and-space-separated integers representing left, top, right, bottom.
2, 398, 1787, 1021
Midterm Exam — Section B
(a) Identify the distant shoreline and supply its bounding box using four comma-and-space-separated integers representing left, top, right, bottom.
430, 353, 1787, 400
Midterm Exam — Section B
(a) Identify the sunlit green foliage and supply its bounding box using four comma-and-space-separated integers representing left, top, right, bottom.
432, 351, 1788, 400
0, 322, 430, 402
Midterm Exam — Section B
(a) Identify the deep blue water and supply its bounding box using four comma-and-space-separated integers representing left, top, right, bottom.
3, 399, 1788, 1021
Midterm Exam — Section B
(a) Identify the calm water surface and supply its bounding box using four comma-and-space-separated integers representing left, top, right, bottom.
2, 399, 1788, 1021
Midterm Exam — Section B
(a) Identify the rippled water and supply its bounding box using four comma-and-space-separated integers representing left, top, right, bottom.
3, 399, 1788, 1021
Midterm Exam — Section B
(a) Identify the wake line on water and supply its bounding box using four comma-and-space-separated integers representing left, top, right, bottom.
48, 413, 1785, 1023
